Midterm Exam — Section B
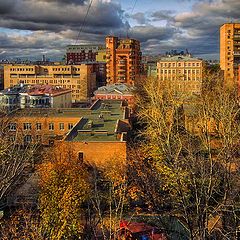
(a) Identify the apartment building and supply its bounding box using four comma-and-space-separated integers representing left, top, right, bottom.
4, 64, 96, 102
0, 84, 72, 111
157, 55, 203, 94
220, 23, 240, 85
106, 36, 142, 85
66, 44, 106, 64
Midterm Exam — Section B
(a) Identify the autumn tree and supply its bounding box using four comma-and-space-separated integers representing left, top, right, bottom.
0, 113, 40, 207
38, 144, 91, 240
132, 76, 240, 239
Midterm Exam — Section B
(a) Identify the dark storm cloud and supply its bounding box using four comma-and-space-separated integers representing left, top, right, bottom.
38, 0, 85, 4
0, 0, 125, 31
1, 0, 240, 60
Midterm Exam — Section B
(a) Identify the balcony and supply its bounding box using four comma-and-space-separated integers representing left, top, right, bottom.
233, 35, 240, 39
233, 51, 240, 56
118, 60, 126, 65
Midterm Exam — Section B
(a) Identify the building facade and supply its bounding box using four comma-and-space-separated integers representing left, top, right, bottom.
157, 55, 203, 94
66, 45, 106, 64
93, 83, 135, 107
4, 64, 96, 102
220, 23, 240, 85
106, 36, 142, 86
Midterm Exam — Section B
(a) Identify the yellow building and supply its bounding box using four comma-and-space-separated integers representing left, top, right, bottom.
4, 64, 96, 102
157, 55, 203, 95
6, 99, 130, 166
96, 49, 107, 62
220, 23, 240, 85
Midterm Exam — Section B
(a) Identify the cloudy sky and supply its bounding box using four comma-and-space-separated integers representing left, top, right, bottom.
0, 0, 239, 60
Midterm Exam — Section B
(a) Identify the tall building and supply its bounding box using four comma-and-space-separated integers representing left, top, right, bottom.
106, 36, 142, 85
4, 64, 96, 102
220, 23, 240, 85
66, 45, 105, 64
157, 55, 203, 94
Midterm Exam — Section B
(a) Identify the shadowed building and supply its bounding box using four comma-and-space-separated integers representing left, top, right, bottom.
66, 45, 106, 64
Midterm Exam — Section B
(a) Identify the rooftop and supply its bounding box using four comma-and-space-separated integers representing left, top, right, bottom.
160, 55, 202, 62
9, 99, 130, 142
94, 83, 135, 95
0, 84, 71, 96
65, 100, 129, 142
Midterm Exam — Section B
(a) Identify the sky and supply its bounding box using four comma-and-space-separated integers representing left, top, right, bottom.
0, 0, 240, 60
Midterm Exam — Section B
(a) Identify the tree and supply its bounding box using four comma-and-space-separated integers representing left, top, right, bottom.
0, 114, 40, 207
38, 144, 91, 240
133, 76, 240, 239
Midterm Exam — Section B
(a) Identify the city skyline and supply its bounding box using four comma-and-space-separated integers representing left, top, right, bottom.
0, 0, 240, 60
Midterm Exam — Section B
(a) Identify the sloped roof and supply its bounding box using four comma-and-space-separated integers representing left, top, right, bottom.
94, 84, 135, 95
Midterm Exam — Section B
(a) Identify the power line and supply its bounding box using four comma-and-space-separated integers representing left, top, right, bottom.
75, 0, 94, 45
130, 0, 138, 16
127, 0, 138, 38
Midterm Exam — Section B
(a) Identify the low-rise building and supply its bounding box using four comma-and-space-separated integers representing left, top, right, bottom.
0, 84, 72, 111
4, 64, 96, 102
157, 55, 203, 95
93, 83, 135, 107
6, 99, 131, 166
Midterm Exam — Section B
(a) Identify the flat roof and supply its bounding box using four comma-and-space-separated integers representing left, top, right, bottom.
160, 55, 202, 62
65, 100, 127, 142
9, 100, 128, 142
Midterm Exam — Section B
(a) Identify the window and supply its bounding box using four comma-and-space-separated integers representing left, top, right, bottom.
9, 122, 16, 131
36, 123, 42, 130
78, 152, 84, 162
68, 123, 73, 130
59, 123, 64, 130
24, 123, 32, 130
9, 135, 16, 142
36, 135, 42, 142
24, 135, 32, 143
49, 123, 54, 130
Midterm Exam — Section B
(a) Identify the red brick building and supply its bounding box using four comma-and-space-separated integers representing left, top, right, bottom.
106, 36, 142, 86
93, 83, 135, 107
66, 45, 105, 64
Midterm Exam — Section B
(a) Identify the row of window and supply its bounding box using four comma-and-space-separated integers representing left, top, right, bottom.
159, 69, 201, 74
159, 76, 201, 81
10, 68, 34, 71
10, 79, 82, 86
159, 62, 201, 67
9, 122, 74, 131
